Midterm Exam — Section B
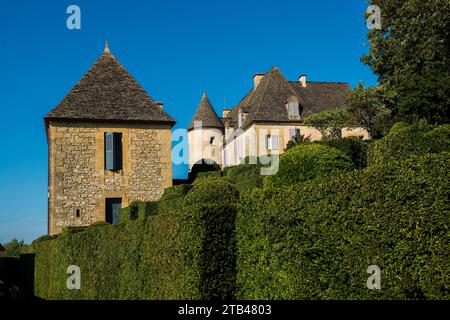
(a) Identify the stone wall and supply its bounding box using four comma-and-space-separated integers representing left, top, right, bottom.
47, 121, 172, 235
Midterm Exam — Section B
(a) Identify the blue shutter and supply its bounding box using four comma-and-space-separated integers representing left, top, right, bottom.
105, 132, 114, 170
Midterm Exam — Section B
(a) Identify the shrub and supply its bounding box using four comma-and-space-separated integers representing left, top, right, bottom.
423, 124, 450, 154
236, 152, 450, 299
266, 144, 355, 187
369, 121, 449, 165
31, 180, 239, 300
182, 179, 240, 299
317, 137, 368, 169
224, 164, 263, 192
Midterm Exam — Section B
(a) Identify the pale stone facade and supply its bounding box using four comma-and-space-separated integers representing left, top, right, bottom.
222, 123, 369, 167
47, 122, 172, 235
188, 126, 223, 171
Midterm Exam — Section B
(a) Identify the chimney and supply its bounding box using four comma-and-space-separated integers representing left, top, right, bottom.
155, 101, 163, 110
222, 108, 231, 118
253, 73, 265, 90
299, 74, 307, 87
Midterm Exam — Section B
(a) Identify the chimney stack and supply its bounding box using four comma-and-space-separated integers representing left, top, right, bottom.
253, 73, 265, 90
299, 74, 307, 87
222, 108, 231, 118
155, 101, 163, 110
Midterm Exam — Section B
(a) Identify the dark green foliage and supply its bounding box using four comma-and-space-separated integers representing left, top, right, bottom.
317, 137, 368, 169
266, 144, 355, 187
397, 69, 450, 124
362, 0, 450, 125
346, 83, 394, 138
31, 180, 238, 300
362, 0, 450, 92
182, 180, 240, 299
161, 184, 193, 201
119, 185, 192, 224
192, 171, 222, 185
236, 152, 450, 299
224, 164, 263, 192
423, 124, 450, 154
369, 122, 450, 165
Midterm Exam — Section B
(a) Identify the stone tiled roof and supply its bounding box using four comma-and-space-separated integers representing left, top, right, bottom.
225, 67, 350, 128
45, 43, 175, 125
188, 92, 224, 130
290, 81, 351, 117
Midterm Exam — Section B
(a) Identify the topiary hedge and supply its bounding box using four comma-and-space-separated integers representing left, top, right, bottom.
368, 121, 450, 165
265, 144, 355, 187
224, 164, 263, 192
236, 152, 450, 299
31, 179, 239, 300
182, 179, 240, 299
316, 137, 368, 169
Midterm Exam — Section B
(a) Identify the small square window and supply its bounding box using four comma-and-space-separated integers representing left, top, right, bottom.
75, 209, 81, 218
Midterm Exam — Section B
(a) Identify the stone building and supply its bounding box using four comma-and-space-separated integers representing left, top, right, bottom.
44, 43, 175, 235
188, 67, 369, 169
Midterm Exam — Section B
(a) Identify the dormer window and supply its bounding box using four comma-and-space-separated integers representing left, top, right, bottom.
238, 111, 247, 128
286, 96, 300, 118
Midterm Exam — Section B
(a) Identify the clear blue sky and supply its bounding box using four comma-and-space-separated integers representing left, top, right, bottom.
0, 0, 377, 243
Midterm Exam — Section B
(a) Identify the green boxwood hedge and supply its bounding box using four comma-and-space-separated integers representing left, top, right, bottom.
182, 179, 240, 299
31, 179, 239, 300
317, 137, 368, 169
236, 152, 450, 299
265, 144, 355, 187
368, 121, 450, 165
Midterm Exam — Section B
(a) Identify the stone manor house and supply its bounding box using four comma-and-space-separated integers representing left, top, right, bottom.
45, 43, 368, 235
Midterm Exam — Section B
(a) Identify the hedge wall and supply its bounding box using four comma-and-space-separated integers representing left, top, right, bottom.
368, 122, 450, 165
31, 179, 239, 300
265, 144, 355, 187
317, 137, 369, 169
236, 152, 450, 299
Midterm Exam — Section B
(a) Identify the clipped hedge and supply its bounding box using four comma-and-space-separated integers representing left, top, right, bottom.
368, 121, 450, 165
224, 164, 263, 192
32, 179, 239, 300
236, 152, 450, 299
317, 137, 368, 169
266, 144, 355, 187
182, 179, 240, 299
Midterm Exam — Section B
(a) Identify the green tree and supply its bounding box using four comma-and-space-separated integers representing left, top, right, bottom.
346, 83, 393, 138
303, 108, 352, 140
397, 69, 450, 124
362, 0, 450, 124
3, 239, 26, 257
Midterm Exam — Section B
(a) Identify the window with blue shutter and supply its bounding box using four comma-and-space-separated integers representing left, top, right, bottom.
104, 132, 123, 170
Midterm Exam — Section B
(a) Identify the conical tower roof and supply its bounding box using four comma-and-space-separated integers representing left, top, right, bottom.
188, 92, 224, 130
